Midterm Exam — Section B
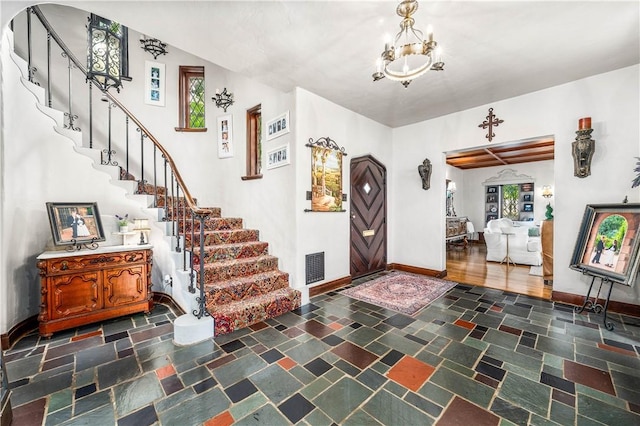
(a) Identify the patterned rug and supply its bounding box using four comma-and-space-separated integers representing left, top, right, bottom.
341, 271, 458, 315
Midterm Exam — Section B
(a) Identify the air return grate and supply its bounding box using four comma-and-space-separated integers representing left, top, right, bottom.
305, 252, 325, 285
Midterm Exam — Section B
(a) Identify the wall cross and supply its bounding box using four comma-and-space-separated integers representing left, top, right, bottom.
478, 108, 504, 142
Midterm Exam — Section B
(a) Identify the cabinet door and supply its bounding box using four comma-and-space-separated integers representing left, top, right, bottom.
50, 272, 102, 319
103, 266, 146, 307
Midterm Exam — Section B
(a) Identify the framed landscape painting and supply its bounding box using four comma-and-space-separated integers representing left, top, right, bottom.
570, 203, 640, 285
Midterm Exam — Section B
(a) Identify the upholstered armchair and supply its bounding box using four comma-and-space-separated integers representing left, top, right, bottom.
483, 218, 542, 266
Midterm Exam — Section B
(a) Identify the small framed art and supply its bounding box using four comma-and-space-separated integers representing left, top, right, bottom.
266, 111, 290, 140
217, 115, 233, 158
266, 144, 290, 169
144, 61, 165, 107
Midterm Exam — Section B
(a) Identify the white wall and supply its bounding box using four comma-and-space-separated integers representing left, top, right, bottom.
294, 88, 392, 300
391, 65, 640, 304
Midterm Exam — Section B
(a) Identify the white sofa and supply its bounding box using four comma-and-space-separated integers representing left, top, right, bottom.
484, 218, 542, 266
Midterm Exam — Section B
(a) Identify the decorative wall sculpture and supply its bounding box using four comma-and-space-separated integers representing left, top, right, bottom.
572, 117, 595, 178
418, 158, 432, 190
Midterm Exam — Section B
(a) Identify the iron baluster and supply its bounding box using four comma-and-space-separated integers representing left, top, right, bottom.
182, 187, 187, 268
175, 183, 182, 253
46, 31, 51, 107
62, 52, 79, 131
134, 129, 148, 193
88, 81, 93, 148
101, 102, 117, 165
26, 8, 35, 83
125, 116, 129, 176
161, 156, 168, 213
170, 172, 175, 234
188, 214, 195, 293
192, 214, 210, 319
153, 145, 158, 209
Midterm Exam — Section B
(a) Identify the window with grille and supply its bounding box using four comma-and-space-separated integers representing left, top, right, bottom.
242, 105, 263, 180
501, 184, 520, 220
176, 66, 206, 131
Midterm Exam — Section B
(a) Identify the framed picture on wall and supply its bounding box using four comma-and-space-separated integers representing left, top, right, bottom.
570, 203, 640, 285
523, 203, 533, 212
523, 194, 532, 202
520, 183, 534, 192
144, 61, 165, 107
266, 111, 290, 140
487, 194, 497, 203
217, 115, 233, 158
266, 144, 290, 169
487, 186, 498, 193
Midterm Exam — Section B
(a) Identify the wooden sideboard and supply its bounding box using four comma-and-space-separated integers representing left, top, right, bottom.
446, 217, 469, 241
37, 245, 153, 337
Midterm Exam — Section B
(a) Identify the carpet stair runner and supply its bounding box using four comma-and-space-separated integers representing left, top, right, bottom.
121, 169, 301, 335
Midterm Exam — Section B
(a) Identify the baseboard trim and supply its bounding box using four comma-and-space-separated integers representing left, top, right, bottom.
388, 263, 447, 278
153, 292, 186, 315
0, 293, 185, 350
1, 315, 38, 350
309, 276, 352, 297
552, 290, 640, 318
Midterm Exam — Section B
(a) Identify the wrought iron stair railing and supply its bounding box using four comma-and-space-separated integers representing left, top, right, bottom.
16, 5, 212, 318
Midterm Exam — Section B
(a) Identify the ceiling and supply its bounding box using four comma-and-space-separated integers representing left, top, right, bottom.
59, 1, 638, 129
445, 137, 555, 170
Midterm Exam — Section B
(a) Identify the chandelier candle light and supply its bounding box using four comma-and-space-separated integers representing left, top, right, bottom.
373, 0, 444, 88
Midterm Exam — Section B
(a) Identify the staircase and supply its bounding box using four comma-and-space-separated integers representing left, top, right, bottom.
134, 184, 302, 336
7, 7, 302, 339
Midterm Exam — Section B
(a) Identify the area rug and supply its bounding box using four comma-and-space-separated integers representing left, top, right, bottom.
529, 265, 543, 276
341, 272, 458, 315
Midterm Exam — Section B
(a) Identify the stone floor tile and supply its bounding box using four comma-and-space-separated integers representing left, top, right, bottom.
437, 395, 499, 426
564, 359, 615, 395
312, 377, 372, 424
499, 372, 551, 418
277, 393, 315, 423
234, 403, 290, 425
577, 393, 640, 424
386, 355, 435, 392
431, 366, 495, 408
331, 341, 378, 370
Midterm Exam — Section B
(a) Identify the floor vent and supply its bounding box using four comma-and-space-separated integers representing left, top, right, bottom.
305, 252, 325, 285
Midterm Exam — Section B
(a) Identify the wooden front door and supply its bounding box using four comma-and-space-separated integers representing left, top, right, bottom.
350, 155, 387, 278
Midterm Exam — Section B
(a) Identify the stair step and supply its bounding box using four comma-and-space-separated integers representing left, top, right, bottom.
186, 229, 260, 246
210, 287, 301, 335
205, 270, 289, 305
198, 255, 279, 282
181, 217, 244, 233
195, 241, 269, 263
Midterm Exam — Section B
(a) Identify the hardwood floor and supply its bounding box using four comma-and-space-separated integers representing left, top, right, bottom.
445, 242, 552, 299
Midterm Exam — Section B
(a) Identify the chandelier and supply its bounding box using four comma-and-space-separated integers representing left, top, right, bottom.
372, 0, 444, 88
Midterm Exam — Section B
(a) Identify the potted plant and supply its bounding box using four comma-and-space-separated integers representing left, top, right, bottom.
115, 214, 129, 232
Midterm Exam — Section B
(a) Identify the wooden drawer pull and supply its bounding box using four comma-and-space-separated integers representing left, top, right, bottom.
60, 261, 68, 271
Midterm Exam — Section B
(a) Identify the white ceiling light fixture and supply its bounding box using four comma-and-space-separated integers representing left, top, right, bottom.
372, 0, 444, 88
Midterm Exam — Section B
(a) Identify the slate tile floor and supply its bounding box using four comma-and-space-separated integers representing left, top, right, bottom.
5, 274, 640, 425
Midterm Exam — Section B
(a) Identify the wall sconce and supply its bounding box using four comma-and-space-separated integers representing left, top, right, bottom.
447, 181, 457, 217
541, 185, 553, 198
133, 218, 150, 245
139, 35, 168, 59
418, 158, 432, 190
212, 88, 234, 112
572, 117, 595, 178
87, 14, 122, 91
